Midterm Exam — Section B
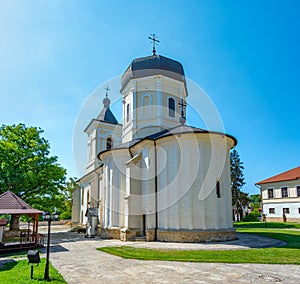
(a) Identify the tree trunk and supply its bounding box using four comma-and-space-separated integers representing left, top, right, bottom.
10, 214, 20, 230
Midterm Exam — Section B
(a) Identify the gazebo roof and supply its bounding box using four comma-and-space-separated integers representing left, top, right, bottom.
0, 191, 43, 215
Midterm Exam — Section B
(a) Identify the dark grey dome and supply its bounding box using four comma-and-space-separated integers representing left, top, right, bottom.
121, 54, 186, 89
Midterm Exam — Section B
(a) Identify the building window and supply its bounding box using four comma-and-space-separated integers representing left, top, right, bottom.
268, 188, 274, 199
269, 208, 275, 214
126, 103, 130, 123
216, 180, 221, 198
168, 97, 175, 118
281, 187, 288, 198
298, 208, 300, 214
283, 208, 290, 214
106, 137, 113, 149
297, 186, 300, 197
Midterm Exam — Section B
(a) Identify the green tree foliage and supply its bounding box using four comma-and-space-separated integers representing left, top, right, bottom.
241, 194, 262, 222
249, 194, 261, 210
59, 177, 78, 220
0, 124, 66, 229
230, 149, 247, 221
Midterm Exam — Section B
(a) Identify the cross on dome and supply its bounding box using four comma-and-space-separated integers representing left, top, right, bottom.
103, 85, 111, 108
148, 33, 160, 55
104, 85, 110, 98
178, 98, 187, 125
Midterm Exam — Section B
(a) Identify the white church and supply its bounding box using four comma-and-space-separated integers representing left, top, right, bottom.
72, 47, 237, 242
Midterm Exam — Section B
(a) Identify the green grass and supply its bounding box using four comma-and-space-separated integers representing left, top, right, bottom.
234, 221, 300, 229
98, 224, 300, 264
237, 228, 300, 248
0, 258, 66, 284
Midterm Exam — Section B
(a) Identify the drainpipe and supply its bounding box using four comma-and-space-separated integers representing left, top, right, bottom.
154, 140, 158, 241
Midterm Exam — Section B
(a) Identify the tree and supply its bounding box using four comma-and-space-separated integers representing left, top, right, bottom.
249, 194, 261, 210
0, 124, 66, 230
230, 149, 247, 222
59, 177, 78, 220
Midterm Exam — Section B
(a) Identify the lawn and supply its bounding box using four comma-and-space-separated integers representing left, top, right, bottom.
98, 222, 300, 264
234, 221, 300, 229
0, 258, 66, 284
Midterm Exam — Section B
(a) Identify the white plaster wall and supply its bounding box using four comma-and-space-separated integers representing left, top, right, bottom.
263, 202, 300, 218
260, 179, 300, 218
156, 133, 233, 231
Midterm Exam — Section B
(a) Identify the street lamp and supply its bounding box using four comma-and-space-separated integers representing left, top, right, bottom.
42, 211, 60, 281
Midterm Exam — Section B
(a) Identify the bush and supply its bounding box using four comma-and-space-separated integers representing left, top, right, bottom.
242, 209, 260, 222
59, 211, 71, 220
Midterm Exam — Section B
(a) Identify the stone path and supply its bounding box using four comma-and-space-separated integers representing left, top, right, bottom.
35, 225, 300, 283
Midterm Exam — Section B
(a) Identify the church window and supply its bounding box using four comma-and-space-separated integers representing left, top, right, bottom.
168, 97, 175, 118
81, 188, 84, 205
106, 137, 113, 149
281, 187, 288, 198
143, 95, 151, 116
216, 180, 221, 198
126, 103, 130, 122
267, 188, 274, 199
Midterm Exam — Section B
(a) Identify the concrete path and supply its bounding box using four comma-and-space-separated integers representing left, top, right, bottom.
36, 225, 300, 283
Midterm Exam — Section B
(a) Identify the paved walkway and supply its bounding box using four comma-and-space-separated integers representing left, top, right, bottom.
35, 225, 300, 283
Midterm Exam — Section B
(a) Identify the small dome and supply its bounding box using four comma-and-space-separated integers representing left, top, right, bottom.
122, 54, 185, 89
103, 97, 110, 108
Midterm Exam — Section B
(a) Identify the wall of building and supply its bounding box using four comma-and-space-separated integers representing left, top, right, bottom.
261, 179, 300, 221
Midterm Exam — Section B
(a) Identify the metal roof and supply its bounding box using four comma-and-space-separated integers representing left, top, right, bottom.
121, 54, 186, 89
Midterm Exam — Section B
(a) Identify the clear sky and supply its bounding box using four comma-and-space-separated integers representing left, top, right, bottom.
1, 0, 299, 195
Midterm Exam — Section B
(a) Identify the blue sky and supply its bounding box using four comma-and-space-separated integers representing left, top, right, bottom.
1, 0, 299, 195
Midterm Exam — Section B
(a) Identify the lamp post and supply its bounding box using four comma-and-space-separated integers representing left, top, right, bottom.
42, 211, 60, 281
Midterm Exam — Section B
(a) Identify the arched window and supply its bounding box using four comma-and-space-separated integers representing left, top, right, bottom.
81, 188, 84, 205
106, 137, 113, 149
126, 103, 130, 123
87, 190, 90, 205
168, 97, 175, 118
143, 95, 151, 116
216, 180, 221, 198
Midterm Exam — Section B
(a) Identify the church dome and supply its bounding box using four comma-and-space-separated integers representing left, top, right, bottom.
121, 54, 186, 89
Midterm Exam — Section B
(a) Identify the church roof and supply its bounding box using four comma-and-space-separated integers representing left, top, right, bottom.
256, 166, 300, 185
122, 54, 186, 89
146, 125, 237, 145
98, 125, 237, 158
97, 107, 118, 124
96, 97, 118, 124
0, 191, 43, 215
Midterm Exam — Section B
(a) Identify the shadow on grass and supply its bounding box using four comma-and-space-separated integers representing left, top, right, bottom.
0, 260, 18, 271
239, 230, 300, 249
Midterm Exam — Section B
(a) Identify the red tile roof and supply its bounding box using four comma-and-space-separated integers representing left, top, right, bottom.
256, 166, 300, 185
0, 191, 43, 215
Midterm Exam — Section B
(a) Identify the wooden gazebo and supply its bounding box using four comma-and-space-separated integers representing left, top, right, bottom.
0, 191, 43, 252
